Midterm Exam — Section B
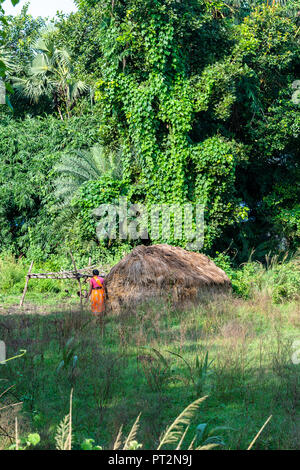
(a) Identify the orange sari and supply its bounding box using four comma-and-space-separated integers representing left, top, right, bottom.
90, 277, 106, 315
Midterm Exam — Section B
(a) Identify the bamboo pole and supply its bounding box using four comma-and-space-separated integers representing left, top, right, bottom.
19, 261, 34, 308
28, 264, 100, 279
17, 265, 106, 280
69, 251, 83, 310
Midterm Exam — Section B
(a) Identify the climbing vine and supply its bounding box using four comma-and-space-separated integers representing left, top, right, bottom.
91, 0, 249, 249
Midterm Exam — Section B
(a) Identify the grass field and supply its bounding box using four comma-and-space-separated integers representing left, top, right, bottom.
1, 287, 300, 450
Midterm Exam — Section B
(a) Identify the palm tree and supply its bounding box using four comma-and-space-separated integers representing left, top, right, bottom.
13, 26, 90, 119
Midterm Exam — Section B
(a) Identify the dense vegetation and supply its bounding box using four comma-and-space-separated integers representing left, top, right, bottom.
0, 0, 299, 264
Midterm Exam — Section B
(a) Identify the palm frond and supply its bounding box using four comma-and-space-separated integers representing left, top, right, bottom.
55, 150, 102, 180
53, 148, 103, 205
13, 25, 88, 112
69, 80, 90, 104
55, 415, 70, 451
176, 425, 190, 450
54, 144, 124, 205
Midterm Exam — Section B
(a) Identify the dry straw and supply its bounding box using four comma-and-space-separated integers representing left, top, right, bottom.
106, 244, 231, 312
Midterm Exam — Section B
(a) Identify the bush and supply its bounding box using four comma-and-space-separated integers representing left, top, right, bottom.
212, 251, 300, 303
0, 253, 27, 293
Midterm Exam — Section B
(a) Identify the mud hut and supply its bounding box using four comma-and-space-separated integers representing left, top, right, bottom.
105, 244, 231, 312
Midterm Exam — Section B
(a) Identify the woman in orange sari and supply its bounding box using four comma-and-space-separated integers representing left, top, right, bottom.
87, 269, 106, 316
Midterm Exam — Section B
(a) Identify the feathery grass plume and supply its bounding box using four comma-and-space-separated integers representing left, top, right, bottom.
157, 396, 208, 450
247, 415, 272, 450
123, 414, 141, 450
55, 389, 73, 450
188, 435, 196, 450
113, 425, 123, 450
55, 415, 70, 451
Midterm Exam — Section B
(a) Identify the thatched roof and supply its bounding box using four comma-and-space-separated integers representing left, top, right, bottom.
106, 244, 231, 311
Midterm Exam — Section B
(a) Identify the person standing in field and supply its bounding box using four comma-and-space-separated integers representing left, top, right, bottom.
86, 269, 106, 316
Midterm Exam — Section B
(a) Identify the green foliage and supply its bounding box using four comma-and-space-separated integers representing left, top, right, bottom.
0, 252, 27, 292
4, 4, 45, 70
231, 254, 300, 302
89, 0, 237, 249
192, 136, 247, 246
0, 1, 20, 77
0, 4, 46, 115
76, 176, 128, 240
0, 0, 300, 262
80, 438, 102, 450
69, 0, 298, 257
210, 250, 300, 303
196, 422, 230, 448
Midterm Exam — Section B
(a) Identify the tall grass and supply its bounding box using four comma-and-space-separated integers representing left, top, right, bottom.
0, 250, 299, 449
7, 392, 273, 450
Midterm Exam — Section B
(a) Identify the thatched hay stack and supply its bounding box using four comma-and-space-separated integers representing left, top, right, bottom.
105, 244, 231, 312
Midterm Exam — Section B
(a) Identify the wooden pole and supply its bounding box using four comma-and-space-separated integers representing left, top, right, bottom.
20, 261, 34, 308
69, 251, 83, 310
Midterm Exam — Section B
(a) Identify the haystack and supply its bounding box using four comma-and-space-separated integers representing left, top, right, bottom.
105, 244, 231, 312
